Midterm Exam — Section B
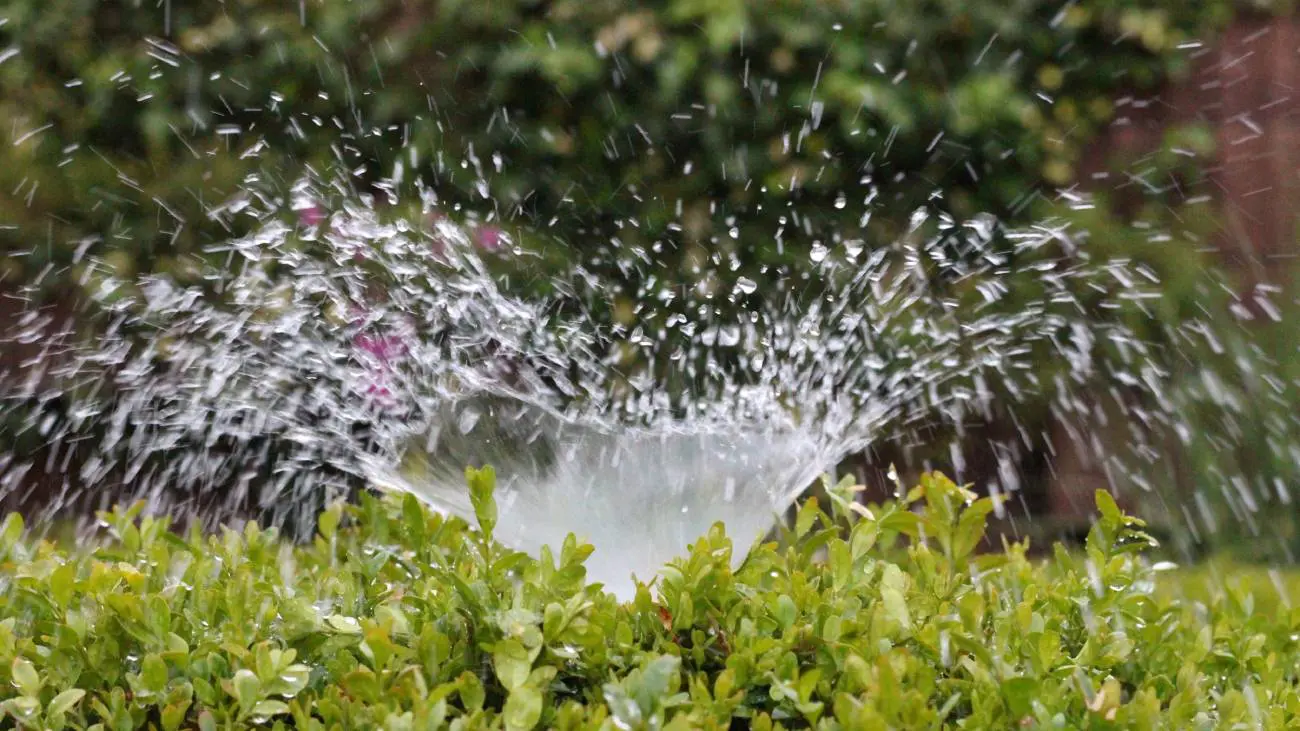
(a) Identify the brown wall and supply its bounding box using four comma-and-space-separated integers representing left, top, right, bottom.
1085, 11, 1300, 282
1046, 10, 1300, 530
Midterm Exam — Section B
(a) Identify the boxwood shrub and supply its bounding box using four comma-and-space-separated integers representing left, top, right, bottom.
2, 470, 1298, 729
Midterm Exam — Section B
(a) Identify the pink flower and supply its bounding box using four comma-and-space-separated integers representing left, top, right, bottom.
298, 204, 326, 228
353, 333, 408, 365
352, 329, 407, 412
475, 225, 504, 251
359, 376, 400, 412
346, 305, 371, 325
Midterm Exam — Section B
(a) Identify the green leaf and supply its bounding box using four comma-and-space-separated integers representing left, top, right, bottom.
341, 668, 381, 703
827, 539, 852, 587
631, 655, 680, 714
850, 519, 879, 560
402, 492, 427, 543
232, 668, 261, 712
774, 594, 797, 632
165, 632, 189, 657
602, 684, 643, 729
48, 688, 86, 716
0, 513, 23, 550
881, 586, 911, 631
954, 497, 997, 560
795, 497, 819, 538
503, 685, 544, 731
880, 509, 920, 538
10, 656, 41, 696
466, 465, 498, 536
161, 699, 192, 731
880, 562, 907, 594
251, 700, 291, 718
1095, 489, 1121, 525
49, 562, 78, 606
542, 602, 565, 638
317, 503, 342, 540
1, 696, 40, 725
1002, 676, 1038, 718
493, 639, 534, 692
458, 671, 485, 712
822, 614, 842, 643
880, 564, 911, 631
270, 664, 311, 697
326, 615, 362, 634
142, 654, 169, 694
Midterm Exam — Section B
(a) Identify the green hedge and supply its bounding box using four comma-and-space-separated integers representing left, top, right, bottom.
3, 469, 1299, 729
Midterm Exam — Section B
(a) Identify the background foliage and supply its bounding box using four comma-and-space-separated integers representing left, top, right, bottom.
4, 0, 1298, 552
0, 0, 1249, 290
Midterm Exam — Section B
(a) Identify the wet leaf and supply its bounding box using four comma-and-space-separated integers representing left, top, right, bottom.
503, 685, 543, 731
603, 683, 642, 729
232, 669, 260, 712
493, 639, 533, 692
795, 497, 819, 538
1095, 489, 1121, 526
48, 688, 86, 716
458, 671, 485, 713
1002, 677, 1037, 718
466, 466, 498, 536
142, 654, 169, 694
10, 656, 40, 696
251, 700, 291, 718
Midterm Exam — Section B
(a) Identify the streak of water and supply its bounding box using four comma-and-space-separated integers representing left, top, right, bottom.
0, 168, 1204, 597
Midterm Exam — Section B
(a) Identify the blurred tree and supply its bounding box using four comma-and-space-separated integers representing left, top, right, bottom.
0, 0, 1251, 298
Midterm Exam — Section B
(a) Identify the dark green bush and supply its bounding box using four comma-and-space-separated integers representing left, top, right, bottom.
3, 469, 1299, 729
0, 0, 1256, 295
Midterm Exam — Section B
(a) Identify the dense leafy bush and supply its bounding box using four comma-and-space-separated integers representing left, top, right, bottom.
3, 469, 1298, 729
